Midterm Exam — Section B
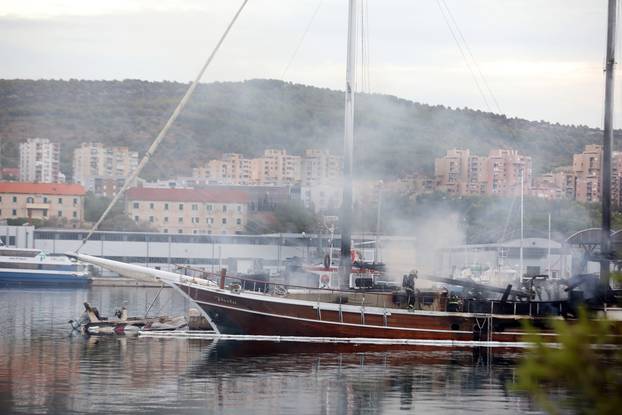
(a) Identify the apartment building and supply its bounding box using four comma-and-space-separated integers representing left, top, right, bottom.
19, 138, 62, 183
301, 149, 342, 186
486, 149, 532, 196
126, 187, 249, 234
0, 182, 85, 224
73, 143, 139, 197
434, 148, 530, 196
193, 149, 342, 187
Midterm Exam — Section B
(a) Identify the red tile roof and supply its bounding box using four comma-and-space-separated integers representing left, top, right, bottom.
126, 187, 249, 203
0, 182, 86, 196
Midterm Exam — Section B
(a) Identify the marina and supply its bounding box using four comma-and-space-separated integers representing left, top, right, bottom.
0, 286, 550, 414
1, 0, 622, 413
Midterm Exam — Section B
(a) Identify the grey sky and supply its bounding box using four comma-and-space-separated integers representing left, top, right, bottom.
0, 0, 616, 127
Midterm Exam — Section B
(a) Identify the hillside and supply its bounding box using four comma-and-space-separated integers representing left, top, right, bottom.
0, 79, 613, 180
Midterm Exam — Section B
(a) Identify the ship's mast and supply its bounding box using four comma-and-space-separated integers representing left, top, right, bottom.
601, 0, 617, 291
339, 0, 357, 288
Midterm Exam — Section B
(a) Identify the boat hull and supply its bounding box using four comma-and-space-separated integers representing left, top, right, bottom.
176, 282, 551, 344
0, 269, 90, 286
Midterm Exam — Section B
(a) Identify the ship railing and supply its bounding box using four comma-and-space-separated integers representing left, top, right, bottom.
174, 264, 374, 297
174, 265, 567, 317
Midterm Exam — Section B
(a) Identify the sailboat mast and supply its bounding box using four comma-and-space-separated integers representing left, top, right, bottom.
520, 168, 524, 280
601, 0, 617, 289
339, 0, 357, 288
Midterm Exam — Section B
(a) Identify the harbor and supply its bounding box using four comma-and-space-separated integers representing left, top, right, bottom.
0, 285, 541, 414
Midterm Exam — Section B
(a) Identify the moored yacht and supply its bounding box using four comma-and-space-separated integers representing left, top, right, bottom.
0, 244, 89, 286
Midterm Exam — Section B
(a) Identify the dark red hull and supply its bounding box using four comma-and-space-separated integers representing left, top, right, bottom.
176, 283, 555, 344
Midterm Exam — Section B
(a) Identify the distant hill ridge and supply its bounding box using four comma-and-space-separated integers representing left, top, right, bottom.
0, 78, 613, 180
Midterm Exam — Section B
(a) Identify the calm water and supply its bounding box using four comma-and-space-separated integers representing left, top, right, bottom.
0, 287, 545, 414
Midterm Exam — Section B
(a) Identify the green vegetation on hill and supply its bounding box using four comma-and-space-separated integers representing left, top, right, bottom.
0, 79, 616, 180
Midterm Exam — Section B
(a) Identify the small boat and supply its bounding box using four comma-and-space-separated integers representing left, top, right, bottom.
0, 244, 89, 286
69, 302, 188, 335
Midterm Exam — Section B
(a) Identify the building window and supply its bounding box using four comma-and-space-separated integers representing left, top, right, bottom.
178, 229, 183, 234
192, 230, 197, 234
134, 215, 139, 222
222, 218, 227, 224
179, 204, 184, 210
73, 198, 78, 205
192, 204, 198, 211
43, 197, 48, 203
206, 204, 212, 211
150, 203, 154, 209
149, 216, 154, 223
12, 209, 16, 216
178, 217, 183, 223
58, 198, 63, 204
26, 197, 34, 203
223, 205, 227, 212
133, 202, 139, 209
164, 217, 169, 223
236, 218, 241, 225
43, 209, 48, 217
163, 229, 168, 233
58, 211, 62, 217
12, 196, 17, 203
237, 205, 242, 212
164, 203, 169, 210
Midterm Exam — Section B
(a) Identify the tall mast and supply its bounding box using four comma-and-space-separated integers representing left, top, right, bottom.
520, 168, 524, 280
601, 0, 617, 290
339, 0, 357, 288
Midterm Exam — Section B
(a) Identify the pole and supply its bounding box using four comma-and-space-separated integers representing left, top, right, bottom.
520, 169, 524, 281
601, 0, 617, 291
375, 184, 382, 262
339, 0, 357, 288
547, 212, 551, 277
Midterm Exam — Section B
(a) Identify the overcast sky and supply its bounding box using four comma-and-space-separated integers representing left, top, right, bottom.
0, 0, 618, 127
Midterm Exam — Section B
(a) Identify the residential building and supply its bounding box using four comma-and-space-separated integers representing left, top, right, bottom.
301, 149, 342, 186
434, 149, 470, 194
193, 153, 252, 185
0, 182, 85, 224
434, 148, 531, 196
125, 187, 249, 234
486, 149, 532, 196
19, 138, 62, 183
573, 144, 602, 203
73, 143, 139, 197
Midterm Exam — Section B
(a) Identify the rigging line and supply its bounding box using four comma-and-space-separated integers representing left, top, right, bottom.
435, 0, 491, 112
75, 0, 250, 253
440, 0, 502, 114
280, 0, 324, 80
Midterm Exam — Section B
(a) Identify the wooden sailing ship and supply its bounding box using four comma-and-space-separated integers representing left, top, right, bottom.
68, 0, 622, 346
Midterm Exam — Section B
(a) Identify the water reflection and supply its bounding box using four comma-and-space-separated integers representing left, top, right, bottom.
0, 288, 541, 414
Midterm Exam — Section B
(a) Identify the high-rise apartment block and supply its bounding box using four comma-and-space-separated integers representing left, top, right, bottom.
193, 149, 341, 187
435, 148, 531, 196
19, 138, 62, 183
73, 143, 139, 197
